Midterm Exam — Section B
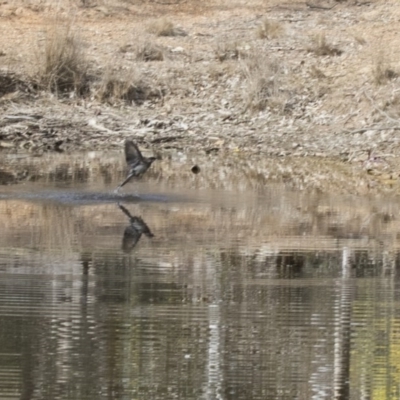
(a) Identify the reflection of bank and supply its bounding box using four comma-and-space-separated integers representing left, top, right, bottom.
118, 202, 154, 253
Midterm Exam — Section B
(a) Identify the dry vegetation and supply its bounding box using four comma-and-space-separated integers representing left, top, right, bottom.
373, 53, 398, 85
307, 34, 342, 56
96, 65, 163, 105
242, 54, 288, 112
96, 66, 140, 103
2, 0, 400, 192
37, 21, 90, 95
256, 17, 283, 40
215, 40, 243, 62
146, 18, 179, 37
135, 41, 165, 61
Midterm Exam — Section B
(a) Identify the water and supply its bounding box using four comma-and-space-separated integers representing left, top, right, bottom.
1, 153, 400, 400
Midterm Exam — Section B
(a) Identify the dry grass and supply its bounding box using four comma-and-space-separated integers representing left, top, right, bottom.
0, 70, 34, 97
215, 41, 249, 62
242, 54, 288, 113
353, 34, 367, 46
96, 65, 163, 105
146, 18, 177, 37
308, 34, 342, 56
309, 65, 326, 80
96, 67, 142, 104
382, 93, 400, 118
135, 41, 165, 62
37, 21, 89, 95
207, 63, 235, 81
256, 17, 283, 40
373, 55, 398, 85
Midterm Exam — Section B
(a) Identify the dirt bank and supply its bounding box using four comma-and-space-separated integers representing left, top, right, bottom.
1, 0, 400, 193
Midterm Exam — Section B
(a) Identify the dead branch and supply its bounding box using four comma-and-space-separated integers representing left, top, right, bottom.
345, 126, 400, 134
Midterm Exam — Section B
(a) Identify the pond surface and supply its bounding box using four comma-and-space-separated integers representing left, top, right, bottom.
1, 154, 400, 400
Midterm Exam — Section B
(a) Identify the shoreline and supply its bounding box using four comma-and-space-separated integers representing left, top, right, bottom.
1, 0, 400, 193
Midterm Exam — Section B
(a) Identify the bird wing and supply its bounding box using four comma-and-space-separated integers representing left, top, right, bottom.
125, 141, 143, 166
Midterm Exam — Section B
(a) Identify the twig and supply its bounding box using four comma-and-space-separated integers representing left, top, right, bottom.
151, 136, 184, 144
3, 115, 42, 123
363, 90, 399, 124
344, 126, 400, 134
154, 0, 185, 4
306, 2, 337, 10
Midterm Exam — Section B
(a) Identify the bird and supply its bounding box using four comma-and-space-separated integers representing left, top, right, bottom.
118, 203, 154, 253
115, 140, 157, 192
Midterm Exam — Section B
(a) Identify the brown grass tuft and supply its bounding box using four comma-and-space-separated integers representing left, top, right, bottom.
309, 65, 326, 79
256, 17, 283, 40
382, 94, 400, 118
147, 18, 177, 37
308, 34, 342, 56
242, 54, 289, 113
37, 22, 89, 95
96, 66, 163, 105
0, 71, 34, 97
373, 56, 398, 85
215, 41, 249, 62
135, 42, 165, 62
207, 63, 235, 81
353, 34, 367, 46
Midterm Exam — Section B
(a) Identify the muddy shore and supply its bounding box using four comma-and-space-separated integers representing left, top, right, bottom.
1, 0, 400, 193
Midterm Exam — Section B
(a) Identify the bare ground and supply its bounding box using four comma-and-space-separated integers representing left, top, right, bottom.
2, 0, 400, 193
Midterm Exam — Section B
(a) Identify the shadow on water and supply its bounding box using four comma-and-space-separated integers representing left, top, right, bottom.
2, 152, 400, 399
0, 189, 185, 205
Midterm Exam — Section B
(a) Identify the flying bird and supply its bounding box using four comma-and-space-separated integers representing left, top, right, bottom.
115, 140, 156, 192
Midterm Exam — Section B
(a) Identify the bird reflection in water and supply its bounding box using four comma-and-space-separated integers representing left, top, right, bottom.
117, 202, 154, 253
